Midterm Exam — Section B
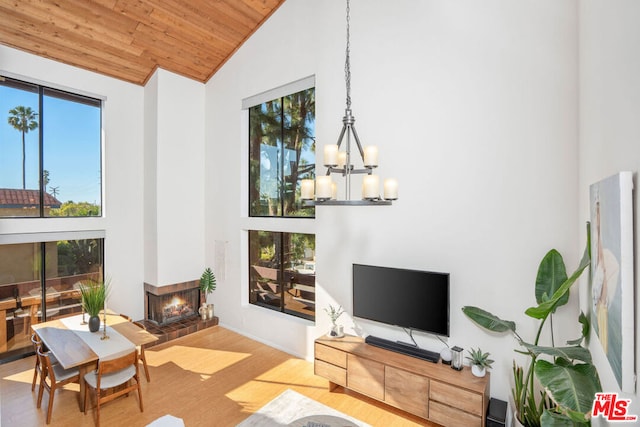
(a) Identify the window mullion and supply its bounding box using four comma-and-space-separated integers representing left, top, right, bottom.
279, 96, 285, 217
38, 87, 44, 217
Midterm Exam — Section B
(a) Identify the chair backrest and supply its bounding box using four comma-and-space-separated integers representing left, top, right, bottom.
120, 313, 132, 322
36, 347, 55, 381
98, 351, 138, 376
31, 333, 40, 351
95, 351, 138, 390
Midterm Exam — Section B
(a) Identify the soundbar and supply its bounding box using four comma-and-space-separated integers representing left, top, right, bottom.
365, 335, 440, 363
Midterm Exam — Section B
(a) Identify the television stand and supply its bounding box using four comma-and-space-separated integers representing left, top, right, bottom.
314, 335, 490, 427
365, 335, 440, 363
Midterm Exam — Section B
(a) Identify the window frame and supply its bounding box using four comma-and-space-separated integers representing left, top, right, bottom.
0, 74, 104, 219
242, 77, 317, 323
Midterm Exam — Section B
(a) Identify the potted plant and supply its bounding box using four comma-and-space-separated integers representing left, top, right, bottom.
324, 304, 345, 338
466, 347, 494, 378
79, 278, 109, 332
462, 242, 602, 426
199, 267, 216, 319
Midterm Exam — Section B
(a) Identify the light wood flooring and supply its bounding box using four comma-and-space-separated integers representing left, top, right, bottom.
0, 326, 437, 426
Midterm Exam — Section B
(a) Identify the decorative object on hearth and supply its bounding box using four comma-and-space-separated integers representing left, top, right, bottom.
199, 267, 216, 319
79, 278, 109, 333
450, 346, 464, 371
301, 0, 397, 206
462, 240, 602, 426
466, 347, 494, 378
198, 303, 208, 321
324, 304, 345, 338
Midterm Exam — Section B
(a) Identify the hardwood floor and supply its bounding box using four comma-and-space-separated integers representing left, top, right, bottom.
0, 326, 437, 426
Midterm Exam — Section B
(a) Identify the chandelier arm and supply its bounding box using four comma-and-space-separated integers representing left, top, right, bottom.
334, 123, 348, 149
349, 124, 365, 160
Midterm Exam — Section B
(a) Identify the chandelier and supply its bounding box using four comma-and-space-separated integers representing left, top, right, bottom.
302, 0, 397, 206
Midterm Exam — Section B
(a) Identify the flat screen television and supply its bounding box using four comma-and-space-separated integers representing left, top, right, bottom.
352, 264, 450, 337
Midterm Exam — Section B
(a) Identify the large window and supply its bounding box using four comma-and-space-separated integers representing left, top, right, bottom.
0, 76, 102, 217
0, 237, 104, 361
249, 231, 315, 321
246, 82, 316, 321
249, 87, 315, 217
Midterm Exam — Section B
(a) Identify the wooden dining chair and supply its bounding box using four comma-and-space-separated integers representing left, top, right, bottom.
31, 334, 59, 392
30, 333, 44, 392
133, 321, 151, 382
36, 347, 80, 424
119, 313, 132, 322
83, 350, 143, 427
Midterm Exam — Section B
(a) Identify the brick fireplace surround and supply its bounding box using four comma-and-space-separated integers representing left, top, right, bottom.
141, 281, 218, 347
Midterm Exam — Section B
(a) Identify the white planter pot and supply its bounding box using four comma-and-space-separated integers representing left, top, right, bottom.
471, 364, 486, 377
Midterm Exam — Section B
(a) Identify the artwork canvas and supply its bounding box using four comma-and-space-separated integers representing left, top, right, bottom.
589, 171, 635, 392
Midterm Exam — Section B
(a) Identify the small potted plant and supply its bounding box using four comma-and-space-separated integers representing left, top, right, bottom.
199, 267, 216, 319
324, 304, 345, 338
466, 347, 494, 377
79, 278, 110, 332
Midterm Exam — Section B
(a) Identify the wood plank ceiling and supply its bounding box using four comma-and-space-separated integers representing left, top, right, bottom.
0, 0, 286, 85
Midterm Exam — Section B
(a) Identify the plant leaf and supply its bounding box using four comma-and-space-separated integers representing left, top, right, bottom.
522, 343, 593, 364
525, 257, 590, 320
535, 249, 569, 308
567, 312, 590, 346
540, 409, 588, 427
535, 360, 602, 423
461, 306, 516, 333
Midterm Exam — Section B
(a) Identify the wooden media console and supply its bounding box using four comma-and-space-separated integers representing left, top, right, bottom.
315, 335, 490, 427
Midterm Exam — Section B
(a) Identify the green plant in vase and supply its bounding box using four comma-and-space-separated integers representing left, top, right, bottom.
79, 278, 110, 332
466, 347, 494, 378
324, 304, 345, 338
199, 267, 217, 319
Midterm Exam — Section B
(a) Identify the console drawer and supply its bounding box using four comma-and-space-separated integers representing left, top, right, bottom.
315, 343, 347, 368
430, 380, 483, 416
429, 400, 482, 427
315, 359, 346, 386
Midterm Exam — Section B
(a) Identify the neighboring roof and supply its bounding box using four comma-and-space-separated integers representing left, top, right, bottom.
0, 188, 62, 208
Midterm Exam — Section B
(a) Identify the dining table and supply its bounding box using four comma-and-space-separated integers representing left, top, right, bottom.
31, 311, 158, 409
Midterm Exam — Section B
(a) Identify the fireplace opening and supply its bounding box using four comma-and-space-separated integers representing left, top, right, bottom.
146, 286, 199, 326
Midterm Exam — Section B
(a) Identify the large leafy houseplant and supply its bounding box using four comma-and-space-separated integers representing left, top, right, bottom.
462, 243, 602, 426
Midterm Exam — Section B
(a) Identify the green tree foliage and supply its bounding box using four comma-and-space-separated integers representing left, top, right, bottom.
57, 239, 102, 276
7, 106, 38, 189
49, 201, 100, 217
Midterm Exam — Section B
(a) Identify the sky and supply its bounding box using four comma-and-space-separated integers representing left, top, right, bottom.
0, 83, 101, 204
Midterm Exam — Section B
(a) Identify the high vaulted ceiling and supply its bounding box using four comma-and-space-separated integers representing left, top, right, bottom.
0, 0, 286, 85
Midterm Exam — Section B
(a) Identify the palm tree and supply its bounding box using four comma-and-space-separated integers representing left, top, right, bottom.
7, 106, 39, 189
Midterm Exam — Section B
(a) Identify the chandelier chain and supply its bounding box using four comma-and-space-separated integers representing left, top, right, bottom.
345, 0, 351, 110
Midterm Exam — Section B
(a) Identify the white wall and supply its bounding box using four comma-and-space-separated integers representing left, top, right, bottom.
206, 0, 579, 401
579, 1, 640, 422
0, 45, 146, 319
144, 69, 206, 287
